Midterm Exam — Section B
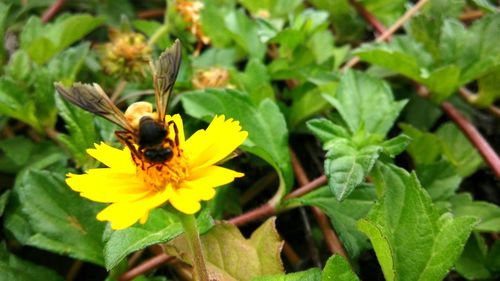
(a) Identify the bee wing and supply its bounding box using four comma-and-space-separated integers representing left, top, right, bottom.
153, 39, 182, 122
54, 82, 134, 132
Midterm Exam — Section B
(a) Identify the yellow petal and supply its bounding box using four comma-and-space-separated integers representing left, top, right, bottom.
86, 142, 135, 173
169, 187, 201, 214
186, 165, 243, 189
165, 114, 185, 147
66, 169, 149, 203
96, 187, 171, 230
184, 115, 248, 169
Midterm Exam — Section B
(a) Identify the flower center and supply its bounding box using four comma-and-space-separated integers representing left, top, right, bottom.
135, 146, 189, 191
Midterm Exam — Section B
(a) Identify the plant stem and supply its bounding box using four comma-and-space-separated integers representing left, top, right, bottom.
148, 24, 169, 47
178, 213, 209, 281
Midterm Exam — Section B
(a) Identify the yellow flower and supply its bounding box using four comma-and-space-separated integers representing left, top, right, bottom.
66, 114, 248, 230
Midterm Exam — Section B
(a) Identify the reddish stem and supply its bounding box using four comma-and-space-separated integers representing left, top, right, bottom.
290, 149, 349, 259
348, 0, 388, 36
441, 102, 500, 178
41, 0, 65, 23
119, 254, 173, 281
137, 9, 165, 19
350, 1, 500, 178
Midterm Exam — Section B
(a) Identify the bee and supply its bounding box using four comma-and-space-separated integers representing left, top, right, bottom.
55, 40, 182, 166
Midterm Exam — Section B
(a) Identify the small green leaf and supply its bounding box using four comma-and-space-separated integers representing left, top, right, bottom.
400, 123, 442, 165
5, 50, 32, 81
133, 20, 170, 49
436, 123, 483, 178
322, 255, 360, 281
0, 243, 65, 281
380, 134, 411, 157
224, 9, 266, 59
416, 160, 461, 201
476, 68, 500, 107
166, 218, 284, 281
252, 268, 321, 281
455, 233, 491, 280
324, 139, 380, 201
358, 163, 477, 281
234, 59, 274, 104
296, 185, 376, 259
55, 95, 98, 168
306, 118, 350, 144
0, 77, 40, 131
103, 209, 214, 270
0, 190, 10, 217
4, 170, 105, 265
449, 193, 500, 232
323, 70, 407, 136
239, 0, 303, 17
0, 2, 10, 66
181, 88, 293, 192
0, 136, 34, 166
21, 15, 103, 64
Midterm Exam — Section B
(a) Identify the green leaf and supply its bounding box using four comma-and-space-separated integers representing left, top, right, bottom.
296, 185, 376, 259
323, 70, 407, 136
103, 209, 214, 270
133, 20, 170, 49
166, 218, 284, 281
47, 43, 90, 83
470, 0, 498, 12
322, 255, 360, 281
358, 163, 477, 281
0, 2, 9, 66
400, 123, 442, 165
289, 86, 337, 128
476, 67, 500, 107
234, 59, 274, 104
416, 160, 461, 201
0, 77, 40, 131
181, 88, 293, 192
224, 9, 266, 59
0, 190, 10, 217
252, 268, 321, 281
4, 170, 105, 265
449, 193, 500, 232
354, 36, 433, 82
5, 50, 32, 81
306, 118, 350, 144
362, 0, 406, 26
455, 233, 491, 280
436, 123, 483, 178
238, 0, 303, 17
21, 15, 103, 64
380, 134, 411, 157
309, 0, 365, 42
55, 95, 98, 168
0, 136, 34, 167
0, 243, 65, 281
325, 139, 381, 201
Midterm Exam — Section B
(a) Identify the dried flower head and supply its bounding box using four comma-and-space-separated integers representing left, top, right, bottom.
192, 67, 231, 89
176, 0, 210, 46
100, 30, 152, 80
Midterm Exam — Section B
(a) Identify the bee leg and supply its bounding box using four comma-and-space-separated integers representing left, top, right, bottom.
166, 120, 180, 155
115, 131, 141, 166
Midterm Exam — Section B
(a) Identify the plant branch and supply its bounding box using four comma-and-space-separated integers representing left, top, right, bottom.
351, 1, 500, 178
348, 0, 387, 35
119, 254, 173, 281
458, 87, 500, 118
342, 0, 431, 71
290, 149, 349, 259
41, 0, 65, 23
